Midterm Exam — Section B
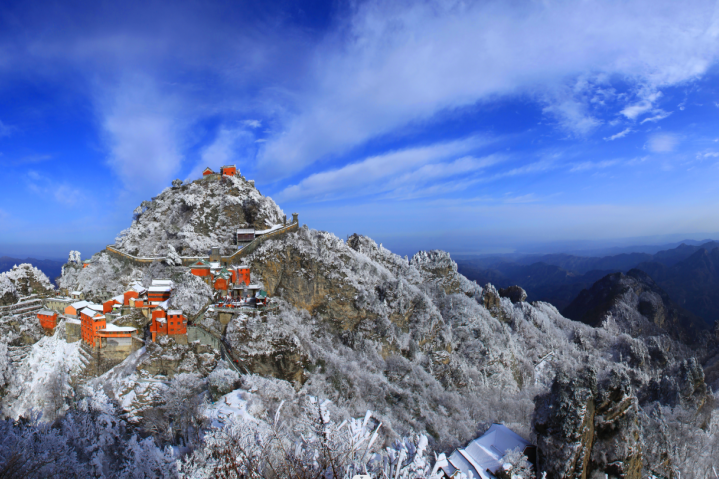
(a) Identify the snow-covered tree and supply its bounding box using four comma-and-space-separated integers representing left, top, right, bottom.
166, 244, 182, 266
172, 179, 183, 188
207, 361, 240, 401
67, 250, 81, 264
495, 447, 535, 479
180, 398, 431, 479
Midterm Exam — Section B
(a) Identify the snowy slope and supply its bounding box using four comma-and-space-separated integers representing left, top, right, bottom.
3, 332, 83, 419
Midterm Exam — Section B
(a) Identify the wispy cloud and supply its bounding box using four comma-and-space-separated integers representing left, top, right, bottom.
570, 159, 620, 172
26, 171, 84, 207
646, 133, 680, 153
640, 110, 672, 124
277, 136, 493, 202
259, 0, 719, 174
604, 128, 632, 141
99, 77, 185, 196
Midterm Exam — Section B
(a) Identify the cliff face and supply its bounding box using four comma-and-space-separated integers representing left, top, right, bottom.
113, 174, 285, 257
564, 269, 709, 345
0, 263, 54, 304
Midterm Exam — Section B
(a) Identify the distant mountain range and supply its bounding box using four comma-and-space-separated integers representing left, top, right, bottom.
457, 240, 719, 326
0, 256, 65, 282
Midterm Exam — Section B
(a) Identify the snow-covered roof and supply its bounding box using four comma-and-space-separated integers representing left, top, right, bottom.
151, 279, 173, 286
222, 164, 236, 168
109, 294, 124, 303
66, 318, 81, 325
167, 310, 183, 315
236, 228, 255, 234
80, 308, 104, 320
37, 308, 56, 316
70, 291, 82, 295
70, 300, 89, 309
148, 286, 172, 292
101, 324, 136, 332
442, 424, 532, 479
87, 303, 103, 312
203, 167, 214, 172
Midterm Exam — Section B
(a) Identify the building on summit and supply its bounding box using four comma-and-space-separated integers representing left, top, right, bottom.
220, 164, 237, 176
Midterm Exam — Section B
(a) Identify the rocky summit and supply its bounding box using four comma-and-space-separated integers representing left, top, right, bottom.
1, 174, 718, 478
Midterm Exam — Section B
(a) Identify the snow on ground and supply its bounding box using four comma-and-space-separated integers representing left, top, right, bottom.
4, 333, 83, 419
204, 388, 255, 427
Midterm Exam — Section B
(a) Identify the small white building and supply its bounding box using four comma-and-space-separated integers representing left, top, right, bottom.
435, 424, 536, 479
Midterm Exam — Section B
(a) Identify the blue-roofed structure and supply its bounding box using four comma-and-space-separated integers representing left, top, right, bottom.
435, 424, 536, 479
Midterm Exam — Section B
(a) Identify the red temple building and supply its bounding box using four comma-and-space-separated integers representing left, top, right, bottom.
148, 279, 173, 305
37, 309, 58, 331
149, 303, 187, 342
220, 164, 237, 176
80, 307, 106, 347
190, 259, 211, 280
103, 294, 124, 313
203, 167, 214, 176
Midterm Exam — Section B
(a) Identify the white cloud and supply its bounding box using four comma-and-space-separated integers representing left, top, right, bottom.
259, 0, 719, 174
697, 150, 719, 159
100, 77, 184, 195
570, 159, 620, 172
278, 136, 492, 202
647, 133, 679, 153
621, 90, 663, 120
243, 120, 261, 128
604, 128, 632, 141
26, 171, 84, 207
640, 110, 672, 124
543, 97, 602, 136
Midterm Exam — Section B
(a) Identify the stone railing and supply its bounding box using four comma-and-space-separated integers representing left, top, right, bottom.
105, 220, 299, 267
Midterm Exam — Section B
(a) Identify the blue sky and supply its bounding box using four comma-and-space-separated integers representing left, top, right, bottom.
2, 0, 719, 259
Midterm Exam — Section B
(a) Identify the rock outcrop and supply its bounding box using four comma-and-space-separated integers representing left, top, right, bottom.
564, 269, 709, 345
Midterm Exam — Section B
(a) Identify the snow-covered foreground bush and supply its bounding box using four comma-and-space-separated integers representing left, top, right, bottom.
181, 396, 431, 479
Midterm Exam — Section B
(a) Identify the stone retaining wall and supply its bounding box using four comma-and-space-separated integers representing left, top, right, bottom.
105, 221, 299, 267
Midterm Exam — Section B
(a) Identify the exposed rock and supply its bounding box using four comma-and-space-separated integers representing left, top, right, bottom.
499, 285, 527, 303
137, 336, 219, 378
534, 367, 643, 479
564, 269, 708, 345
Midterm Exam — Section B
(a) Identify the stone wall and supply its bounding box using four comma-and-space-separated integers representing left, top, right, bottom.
65, 319, 81, 343
105, 220, 300, 267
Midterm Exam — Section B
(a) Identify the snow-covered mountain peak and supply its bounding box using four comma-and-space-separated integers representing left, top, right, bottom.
113, 174, 285, 257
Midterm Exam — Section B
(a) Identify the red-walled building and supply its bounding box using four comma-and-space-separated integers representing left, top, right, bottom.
149, 304, 187, 342
203, 167, 214, 176
213, 268, 231, 293
190, 259, 211, 279
148, 280, 173, 305
80, 307, 106, 347
103, 294, 124, 313
231, 265, 251, 285
220, 164, 237, 176
123, 283, 147, 305
65, 300, 89, 317
37, 309, 58, 330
